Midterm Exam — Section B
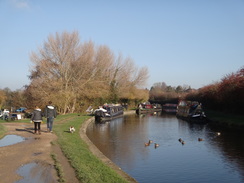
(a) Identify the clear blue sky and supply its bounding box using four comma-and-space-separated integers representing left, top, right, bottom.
1, 0, 243, 90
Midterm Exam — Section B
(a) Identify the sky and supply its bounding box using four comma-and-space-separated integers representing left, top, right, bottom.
0, 0, 243, 90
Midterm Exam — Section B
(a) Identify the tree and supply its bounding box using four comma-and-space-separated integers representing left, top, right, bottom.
27, 31, 149, 113
149, 82, 193, 104
185, 66, 244, 114
176, 85, 183, 93
0, 89, 7, 109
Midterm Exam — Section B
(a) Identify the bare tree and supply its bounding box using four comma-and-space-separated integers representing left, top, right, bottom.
28, 31, 149, 113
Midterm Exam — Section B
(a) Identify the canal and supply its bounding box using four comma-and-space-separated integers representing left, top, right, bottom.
86, 112, 244, 183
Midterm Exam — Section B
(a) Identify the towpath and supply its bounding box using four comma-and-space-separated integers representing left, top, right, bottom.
0, 122, 78, 183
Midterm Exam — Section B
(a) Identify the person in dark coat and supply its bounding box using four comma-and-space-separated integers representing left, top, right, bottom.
44, 101, 57, 133
31, 106, 43, 134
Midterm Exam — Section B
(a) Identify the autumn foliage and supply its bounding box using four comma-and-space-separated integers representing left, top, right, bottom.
24, 31, 149, 113
186, 67, 244, 114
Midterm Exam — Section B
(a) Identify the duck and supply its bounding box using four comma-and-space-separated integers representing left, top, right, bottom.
154, 143, 159, 148
198, 138, 204, 141
178, 138, 183, 142
149, 140, 153, 144
181, 141, 185, 145
144, 142, 150, 146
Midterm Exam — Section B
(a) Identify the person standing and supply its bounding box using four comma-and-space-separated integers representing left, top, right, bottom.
44, 101, 57, 133
31, 106, 43, 135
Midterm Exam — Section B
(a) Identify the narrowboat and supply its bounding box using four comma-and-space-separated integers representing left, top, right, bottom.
136, 103, 162, 115
94, 104, 124, 122
176, 100, 207, 123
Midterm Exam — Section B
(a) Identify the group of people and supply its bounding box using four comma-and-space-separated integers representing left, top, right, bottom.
31, 101, 57, 134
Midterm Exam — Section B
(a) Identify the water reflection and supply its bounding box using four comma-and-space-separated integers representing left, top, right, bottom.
15, 161, 56, 183
0, 135, 25, 147
87, 113, 244, 183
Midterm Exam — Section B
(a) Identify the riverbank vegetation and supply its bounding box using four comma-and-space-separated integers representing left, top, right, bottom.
149, 67, 243, 114
149, 66, 243, 125
205, 110, 244, 128
185, 67, 243, 115
54, 114, 128, 183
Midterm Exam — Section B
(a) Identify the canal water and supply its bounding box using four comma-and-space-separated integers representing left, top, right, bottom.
86, 112, 244, 183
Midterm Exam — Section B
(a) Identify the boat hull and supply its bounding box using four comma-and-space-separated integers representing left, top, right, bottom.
95, 112, 124, 122
176, 114, 207, 124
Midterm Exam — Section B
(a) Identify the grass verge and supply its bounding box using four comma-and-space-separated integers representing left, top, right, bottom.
51, 153, 65, 183
206, 110, 244, 128
54, 113, 129, 183
0, 123, 6, 139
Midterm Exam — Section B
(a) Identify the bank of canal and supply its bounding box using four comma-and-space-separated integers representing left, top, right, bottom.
87, 112, 244, 183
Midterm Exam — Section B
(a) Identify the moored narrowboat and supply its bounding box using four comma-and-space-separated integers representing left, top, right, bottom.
94, 104, 124, 122
136, 103, 162, 115
176, 100, 207, 124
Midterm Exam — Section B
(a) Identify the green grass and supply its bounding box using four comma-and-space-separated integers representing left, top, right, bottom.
0, 123, 6, 139
206, 110, 244, 126
53, 114, 129, 183
0, 118, 33, 123
51, 153, 65, 183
